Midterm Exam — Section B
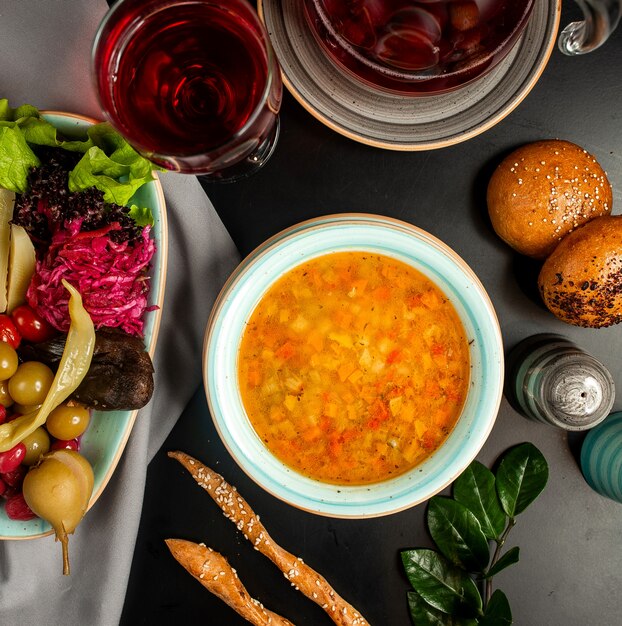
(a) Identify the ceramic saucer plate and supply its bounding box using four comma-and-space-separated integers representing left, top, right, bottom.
258, 0, 561, 150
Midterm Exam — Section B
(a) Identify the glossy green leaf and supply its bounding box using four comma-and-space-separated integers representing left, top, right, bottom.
407, 590, 479, 626
401, 548, 483, 616
427, 496, 490, 572
480, 589, 512, 625
454, 461, 507, 540
496, 443, 549, 517
485, 547, 520, 579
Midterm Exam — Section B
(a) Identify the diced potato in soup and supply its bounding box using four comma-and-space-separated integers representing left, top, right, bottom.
238, 251, 470, 485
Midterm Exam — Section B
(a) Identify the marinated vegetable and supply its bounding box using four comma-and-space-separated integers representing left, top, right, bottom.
20, 327, 154, 410
0, 280, 95, 452
0, 314, 21, 348
45, 402, 90, 440
20, 426, 50, 465
0, 341, 18, 380
11, 304, 56, 343
22, 449, 94, 575
8, 361, 54, 406
0, 101, 159, 557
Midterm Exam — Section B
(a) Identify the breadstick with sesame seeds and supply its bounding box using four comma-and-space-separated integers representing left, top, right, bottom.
168, 451, 370, 626
165, 539, 295, 626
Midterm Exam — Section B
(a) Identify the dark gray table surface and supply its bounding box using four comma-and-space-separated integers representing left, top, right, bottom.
121, 4, 622, 625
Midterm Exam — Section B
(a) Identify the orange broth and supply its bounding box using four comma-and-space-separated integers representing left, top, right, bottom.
238, 251, 470, 485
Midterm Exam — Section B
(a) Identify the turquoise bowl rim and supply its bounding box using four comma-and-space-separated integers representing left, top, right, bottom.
203, 214, 504, 518
0, 111, 167, 539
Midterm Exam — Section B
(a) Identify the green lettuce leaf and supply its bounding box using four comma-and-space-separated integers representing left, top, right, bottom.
0, 126, 40, 193
0, 99, 92, 153
19, 117, 93, 153
68, 123, 159, 205
128, 204, 155, 227
0, 99, 161, 213
0, 100, 40, 122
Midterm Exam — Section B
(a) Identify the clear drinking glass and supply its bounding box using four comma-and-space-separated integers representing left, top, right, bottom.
92, 0, 282, 181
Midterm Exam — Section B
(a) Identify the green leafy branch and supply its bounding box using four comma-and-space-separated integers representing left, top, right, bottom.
401, 443, 549, 625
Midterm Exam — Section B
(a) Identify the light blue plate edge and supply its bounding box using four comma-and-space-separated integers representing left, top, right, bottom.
0, 112, 167, 538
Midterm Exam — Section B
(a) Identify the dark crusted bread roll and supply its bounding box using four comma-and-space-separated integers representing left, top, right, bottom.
538, 215, 622, 328
487, 140, 612, 259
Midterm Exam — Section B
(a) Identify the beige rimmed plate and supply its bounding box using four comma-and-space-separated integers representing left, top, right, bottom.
259, 0, 561, 150
0, 111, 167, 539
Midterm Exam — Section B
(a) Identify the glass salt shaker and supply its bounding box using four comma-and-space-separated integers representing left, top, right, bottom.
506, 334, 615, 431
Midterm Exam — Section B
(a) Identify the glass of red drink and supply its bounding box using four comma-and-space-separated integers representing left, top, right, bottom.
92, 0, 282, 181
303, 0, 535, 95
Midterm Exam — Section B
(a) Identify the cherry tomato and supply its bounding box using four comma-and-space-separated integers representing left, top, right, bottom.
0, 314, 21, 349
5, 493, 36, 521
50, 438, 80, 452
10, 305, 57, 344
1, 464, 26, 488
0, 443, 26, 473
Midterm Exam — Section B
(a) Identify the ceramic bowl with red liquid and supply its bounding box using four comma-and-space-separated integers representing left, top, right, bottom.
303, 0, 535, 95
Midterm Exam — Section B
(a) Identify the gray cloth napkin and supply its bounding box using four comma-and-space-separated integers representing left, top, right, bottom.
0, 1, 240, 624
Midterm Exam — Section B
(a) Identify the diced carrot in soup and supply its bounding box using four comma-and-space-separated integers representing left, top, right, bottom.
238, 251, 470, 485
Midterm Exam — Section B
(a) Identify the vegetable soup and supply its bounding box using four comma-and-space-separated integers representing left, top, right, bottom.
238, 251, 470, 485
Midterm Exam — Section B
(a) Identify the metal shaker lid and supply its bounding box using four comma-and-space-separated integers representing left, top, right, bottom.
542, 354, 615, 430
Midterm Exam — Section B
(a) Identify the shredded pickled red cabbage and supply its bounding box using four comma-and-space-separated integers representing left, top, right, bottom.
27, 222, 156, 337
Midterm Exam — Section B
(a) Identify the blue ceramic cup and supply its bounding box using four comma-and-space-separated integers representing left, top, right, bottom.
581, 412, 622, 503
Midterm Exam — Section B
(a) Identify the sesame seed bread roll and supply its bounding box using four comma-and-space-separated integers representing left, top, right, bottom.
168, 451, 369, 626
538, 215, 622, 328
487, 140, 612, 259
165, 539, 295, 626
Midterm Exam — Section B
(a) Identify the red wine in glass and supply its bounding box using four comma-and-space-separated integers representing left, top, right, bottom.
93, 0, 282, 180
303, 0, 535, 95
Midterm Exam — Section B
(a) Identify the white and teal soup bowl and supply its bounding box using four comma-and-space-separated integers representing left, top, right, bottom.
204, 214, 503, 518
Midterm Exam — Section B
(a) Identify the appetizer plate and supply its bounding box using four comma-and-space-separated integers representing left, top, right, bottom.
259, 0, 560, 150
0, 111, 167, 539
204, 214, 503, 518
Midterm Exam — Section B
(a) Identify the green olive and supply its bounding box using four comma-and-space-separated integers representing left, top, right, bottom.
0, 342, 18, 381
46, 402, 90, 441
0, 379, 14, 407
21, 426, 51, 465
8, 361, 55, 406
13, 403, 42, 416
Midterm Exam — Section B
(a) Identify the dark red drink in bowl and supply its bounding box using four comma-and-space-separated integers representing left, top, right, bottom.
303, 0, 535, 95
93, 0, 282, 180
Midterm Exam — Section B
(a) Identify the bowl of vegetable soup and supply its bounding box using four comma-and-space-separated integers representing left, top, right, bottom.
204, 214, 503, 518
